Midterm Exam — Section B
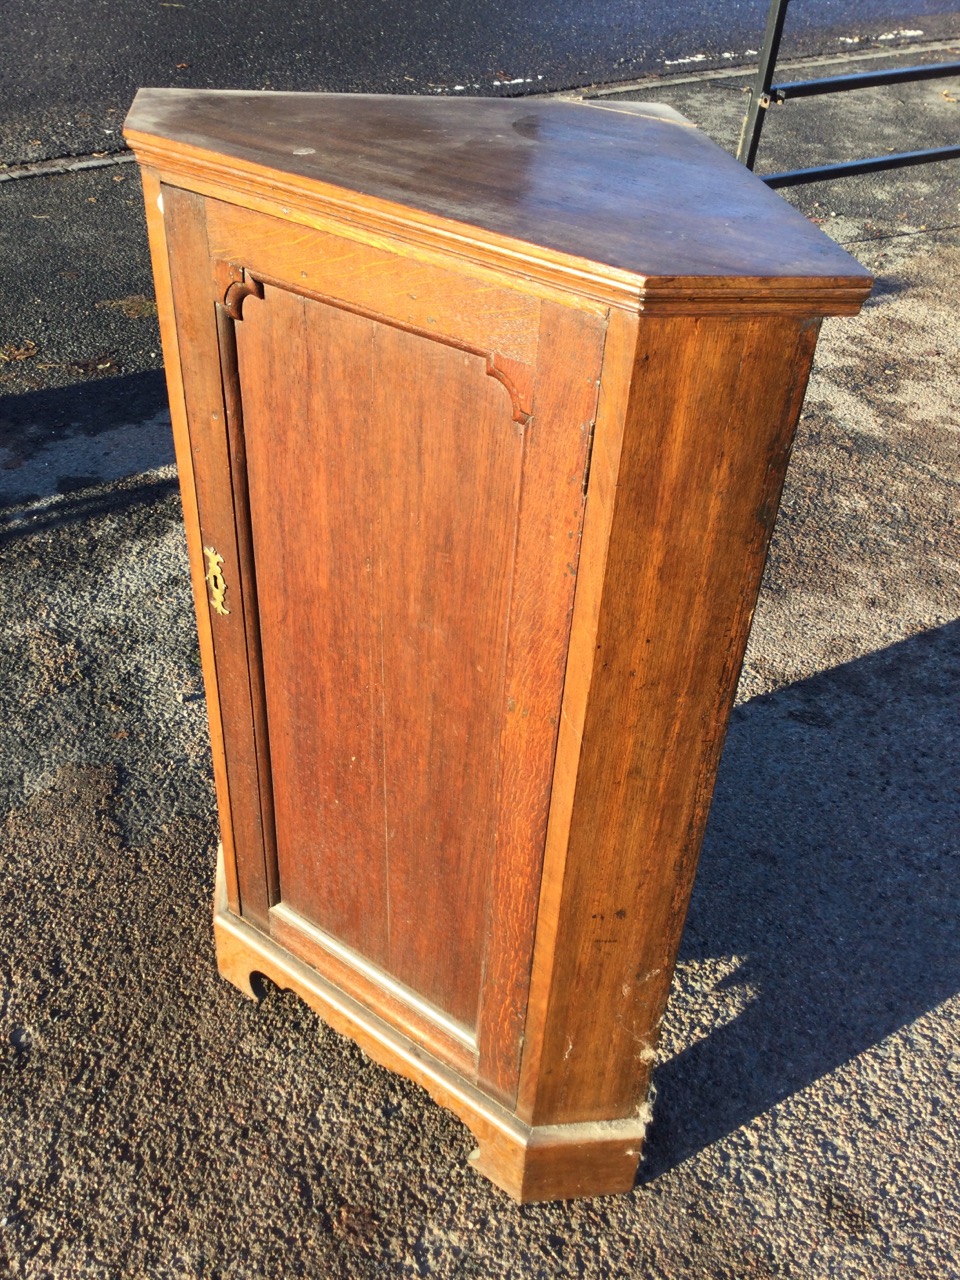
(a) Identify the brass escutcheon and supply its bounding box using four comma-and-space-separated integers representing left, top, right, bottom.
203, 546, 230, 616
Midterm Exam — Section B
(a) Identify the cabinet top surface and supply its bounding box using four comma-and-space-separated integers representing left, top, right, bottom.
125, 89, 871, 310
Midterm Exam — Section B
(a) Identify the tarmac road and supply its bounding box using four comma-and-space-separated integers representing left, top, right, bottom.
2, 0, 960, 162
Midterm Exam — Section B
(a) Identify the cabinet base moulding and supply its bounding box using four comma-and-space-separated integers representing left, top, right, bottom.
213, 848, 647, 1203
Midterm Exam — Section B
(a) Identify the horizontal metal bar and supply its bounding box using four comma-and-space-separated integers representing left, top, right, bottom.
762, 145, 960, 187
772, 61, 960, 100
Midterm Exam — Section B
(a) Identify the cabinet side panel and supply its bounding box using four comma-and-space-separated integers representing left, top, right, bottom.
525, 313, 821, 1125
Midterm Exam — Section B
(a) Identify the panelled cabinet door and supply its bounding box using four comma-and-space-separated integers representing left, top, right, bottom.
164, 187, 606, 1102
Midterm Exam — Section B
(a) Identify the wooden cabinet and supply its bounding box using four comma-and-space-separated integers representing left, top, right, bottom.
125, 89, 871, 1201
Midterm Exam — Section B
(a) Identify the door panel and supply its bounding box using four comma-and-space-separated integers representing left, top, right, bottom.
235, 283, 524, 1029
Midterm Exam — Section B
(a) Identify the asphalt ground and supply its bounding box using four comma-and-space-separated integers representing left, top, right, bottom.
1, 47, 959, 1280
3, 3, 960, 164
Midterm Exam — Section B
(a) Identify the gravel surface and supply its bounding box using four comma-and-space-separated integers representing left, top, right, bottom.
1, 54, 958, 1279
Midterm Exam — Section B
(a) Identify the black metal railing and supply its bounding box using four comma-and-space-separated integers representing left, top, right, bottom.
737, 0, 960, 186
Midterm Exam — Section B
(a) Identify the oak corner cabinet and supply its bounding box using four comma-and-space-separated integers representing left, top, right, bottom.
124, 87, 871, 1202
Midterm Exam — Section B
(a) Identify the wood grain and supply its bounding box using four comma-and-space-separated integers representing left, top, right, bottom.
162, 185, 275, 928
154, 178, 609, 1085
521, 313, 823, 1126
234, 281, 525, 1027
476, 301, 606, 1102
205, 197, 540, 364
213, 278, 280, 913
269, 902, 479, 1077
515, 306, 639, 1121
138, 168, 241, 912
125, 90, 873, 315
470, 1120, 646, 1202
214, 848, 647, 1203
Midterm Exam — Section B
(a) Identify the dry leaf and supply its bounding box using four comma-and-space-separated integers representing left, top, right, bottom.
0, 340, 38, 362
96, 294, 158, 319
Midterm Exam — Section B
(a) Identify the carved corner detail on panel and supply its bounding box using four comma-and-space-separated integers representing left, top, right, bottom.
216, 262, 265, 321
486, 355, 531, 427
